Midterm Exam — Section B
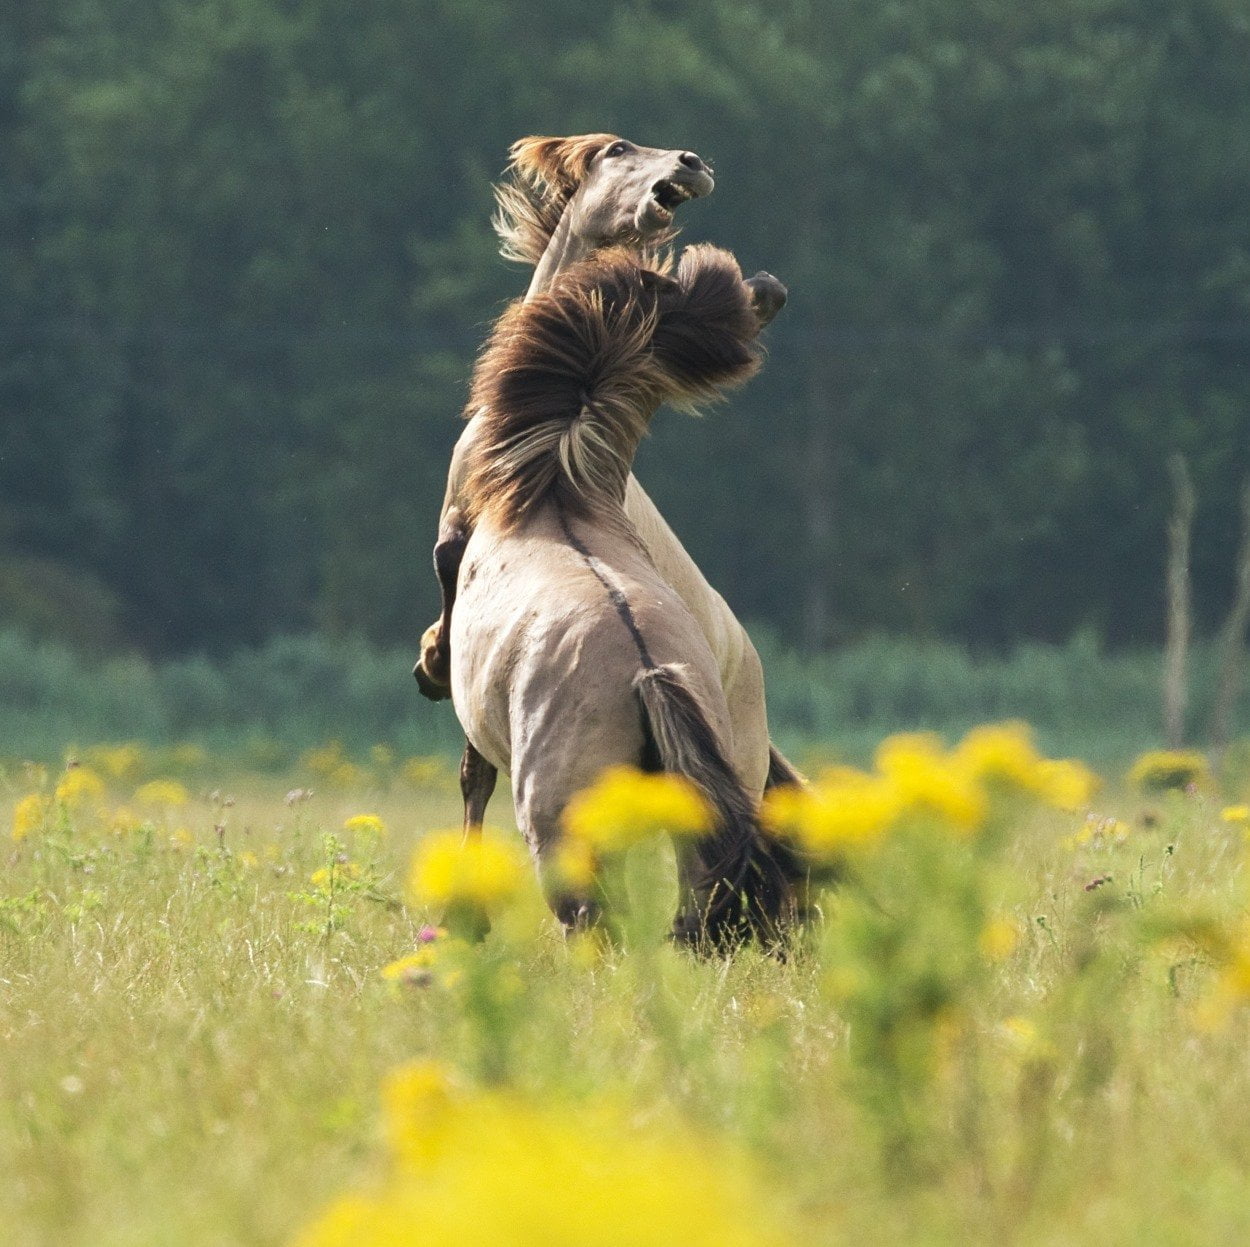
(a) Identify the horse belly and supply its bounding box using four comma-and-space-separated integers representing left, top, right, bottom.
448, 547, 528, 772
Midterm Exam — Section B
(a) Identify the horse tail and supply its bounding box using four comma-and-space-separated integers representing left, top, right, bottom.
633, 663, 792, 946
766, 743, 806, 791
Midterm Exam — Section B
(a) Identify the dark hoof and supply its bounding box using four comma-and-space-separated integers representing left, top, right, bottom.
413, 658, 451, 702
746, 271, 787, 326
556, 897, 600, 933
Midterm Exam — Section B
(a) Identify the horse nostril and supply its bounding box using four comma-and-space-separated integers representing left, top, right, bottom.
678, 151, 704, 171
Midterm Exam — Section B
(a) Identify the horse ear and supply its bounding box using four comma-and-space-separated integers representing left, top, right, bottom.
508, 134, 619, 193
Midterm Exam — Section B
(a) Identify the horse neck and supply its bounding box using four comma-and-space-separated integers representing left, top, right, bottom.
525, 206, 596, 301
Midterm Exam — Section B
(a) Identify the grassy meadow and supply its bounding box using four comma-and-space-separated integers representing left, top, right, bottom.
5, 729, 1250, 1246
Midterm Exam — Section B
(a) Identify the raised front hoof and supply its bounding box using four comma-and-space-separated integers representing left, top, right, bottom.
413, 658, 451, 702
746, 271, 787, 326
413, 624, 452, 701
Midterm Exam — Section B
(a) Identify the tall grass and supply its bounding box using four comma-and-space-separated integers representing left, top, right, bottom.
0, 628, 1244, 766
4, 737, 1250, 1245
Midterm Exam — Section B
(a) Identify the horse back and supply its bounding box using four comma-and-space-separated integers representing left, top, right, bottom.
450, 508, 731, 783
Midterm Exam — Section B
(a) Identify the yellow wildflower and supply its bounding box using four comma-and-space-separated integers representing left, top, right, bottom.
294, 1063, 794, 1247
998, 1015, 1055, 1060
302, 741, 346, 777
555, 835, 598, 889
379, 1062, 458, 1168
408, 831, 525, 912
380, 950, 437, 987
1064, 813, 1130, 851
978, 917, 1019, 962
12, 793, 47, 842
170, 742, 208, 770
336, 762, 368, 788
1034, 757, 1099, 811
237, 850, 259, 870
170, 828, 194, 851
761, 771, 901, 856
109, 807, 143, 837
875, 733, 988, 833
1194, 922, 1250, 1030
1220, 805, 1250, 826
1128, 749, 1209, 792
134, 779, 191, 808
85, 743, 145, 783
344, 813, 386, 838
402, 756, 451, 788
310, 862, 363, 891
54, 767, 106, 809
954, 721, 1043, 790
562, 765, 712, 853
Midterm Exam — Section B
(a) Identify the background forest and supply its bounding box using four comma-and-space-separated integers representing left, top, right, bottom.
2, 0, 1248, 675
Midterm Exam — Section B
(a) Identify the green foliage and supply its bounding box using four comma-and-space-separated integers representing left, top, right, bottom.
3, 0, 1250, 653
1, 628, 1247, 768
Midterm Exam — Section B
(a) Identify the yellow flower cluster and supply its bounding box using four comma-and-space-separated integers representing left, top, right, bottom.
170, 742, 208, 770
978, 917, 1020, 962
402, 755, 452, 789
1063, 813, 1131, 851
1194, 920, 1250, 1030
134, 779, 191, 808
344, 813, 386, 838
309, 862, 363, 892
54, 766, 107, 809
301, 741, 367, 790
408, 831, 525, 913
12, 793, 47, 843
293, 1063, 792, 1247
1127, 749, 1209, 792
109, 807, 144, 837
84, 743, 145, 783
562, 765, 712, 853
763, 723, 1097, 856
380, 949, 440, 987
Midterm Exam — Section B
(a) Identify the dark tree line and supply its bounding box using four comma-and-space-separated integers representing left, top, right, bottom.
2, 0, 1248, 656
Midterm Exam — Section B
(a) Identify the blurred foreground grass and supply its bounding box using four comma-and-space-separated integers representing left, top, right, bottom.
4, 733, 1250, 1245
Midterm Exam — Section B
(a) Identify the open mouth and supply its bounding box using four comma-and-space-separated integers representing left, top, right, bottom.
647, 178, 699, 224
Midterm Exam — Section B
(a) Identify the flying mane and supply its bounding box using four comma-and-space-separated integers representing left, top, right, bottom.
463, 245, 764, 532
492, 134, 679, 265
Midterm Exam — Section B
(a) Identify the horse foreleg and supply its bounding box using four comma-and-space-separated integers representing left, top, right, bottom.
413, 508, 470, 701
460, 741, 497, 841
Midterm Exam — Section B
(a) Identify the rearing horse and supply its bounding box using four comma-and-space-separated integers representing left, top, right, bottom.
415, 135, 806, 842
450, 244, 791, 942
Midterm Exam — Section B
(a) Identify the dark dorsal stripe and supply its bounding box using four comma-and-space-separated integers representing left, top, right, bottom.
557, 510, 656, 672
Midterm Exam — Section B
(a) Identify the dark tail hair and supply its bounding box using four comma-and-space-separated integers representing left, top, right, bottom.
633, 663, 792, 945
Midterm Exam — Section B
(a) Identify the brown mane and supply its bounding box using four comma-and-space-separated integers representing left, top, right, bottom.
464, 246, 764, 532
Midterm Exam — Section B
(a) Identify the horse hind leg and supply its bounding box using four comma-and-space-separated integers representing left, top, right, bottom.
460, 741, 497, 841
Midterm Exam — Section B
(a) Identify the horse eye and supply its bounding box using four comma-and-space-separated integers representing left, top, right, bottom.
603, 140, 631, 158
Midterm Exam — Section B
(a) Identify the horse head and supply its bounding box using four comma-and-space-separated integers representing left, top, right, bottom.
494, 134, 714, 266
